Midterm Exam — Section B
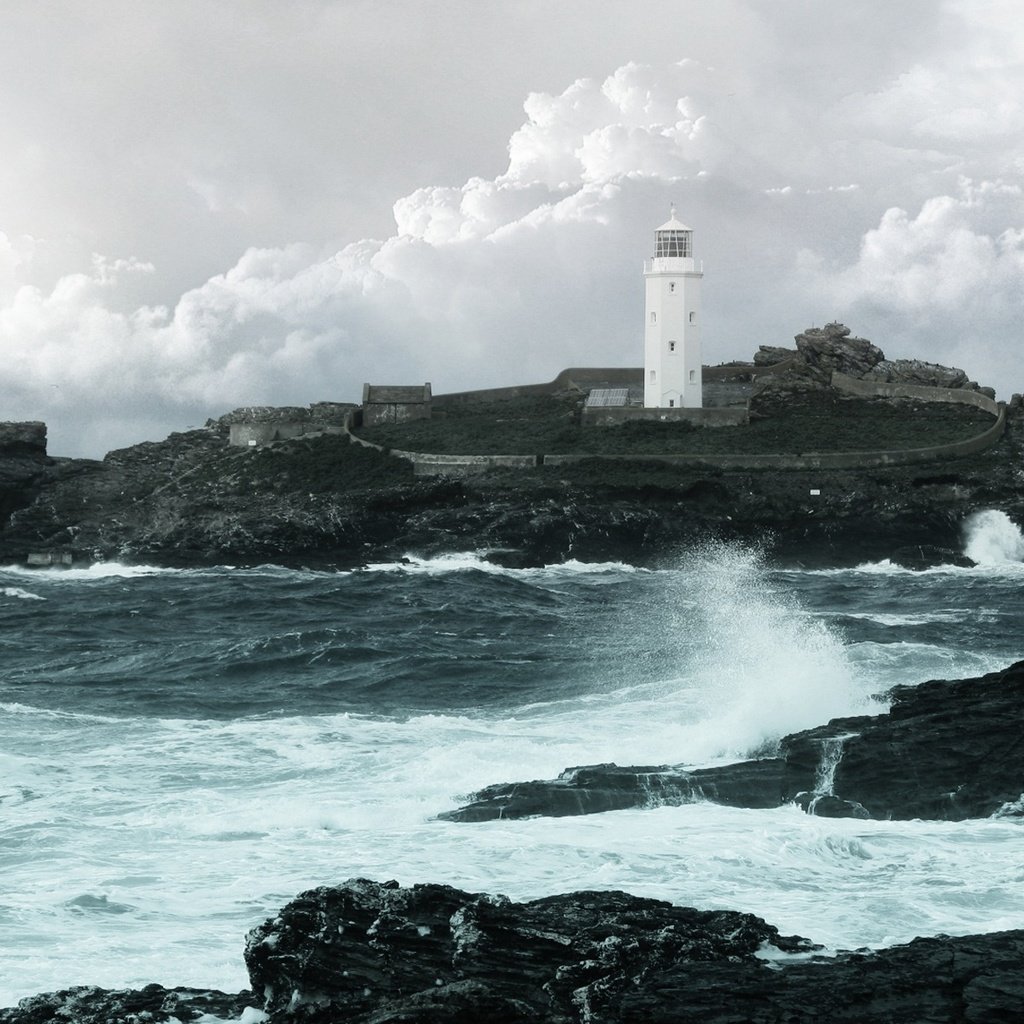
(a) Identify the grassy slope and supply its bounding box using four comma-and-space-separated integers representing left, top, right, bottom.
355, 392, 994, 457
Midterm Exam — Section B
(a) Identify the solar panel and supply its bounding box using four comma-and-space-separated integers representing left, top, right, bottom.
585, 388, 629, 408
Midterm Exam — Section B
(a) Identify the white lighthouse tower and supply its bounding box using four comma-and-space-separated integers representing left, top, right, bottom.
643, 207, 703, 408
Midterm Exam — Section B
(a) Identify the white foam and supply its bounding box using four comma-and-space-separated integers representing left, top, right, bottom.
0, 561, 174, 580
964, 509, 1024, 565
2, 586, 44, 600
361, 552, 643, 577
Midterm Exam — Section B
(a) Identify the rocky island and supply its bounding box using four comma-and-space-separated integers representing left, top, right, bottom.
1, 325, 1021, 571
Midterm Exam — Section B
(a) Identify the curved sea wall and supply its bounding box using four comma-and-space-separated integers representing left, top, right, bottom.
349, 372, 1007, 477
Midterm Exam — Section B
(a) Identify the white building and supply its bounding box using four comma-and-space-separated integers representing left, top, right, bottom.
643, 208, 703, 409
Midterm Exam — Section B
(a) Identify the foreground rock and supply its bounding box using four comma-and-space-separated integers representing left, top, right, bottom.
243, 881, 1024, 1023
244, 879, 813, 1022
6, 881, 1024, 1022
442, 661, 1024, 823
0, 985, 252, 1023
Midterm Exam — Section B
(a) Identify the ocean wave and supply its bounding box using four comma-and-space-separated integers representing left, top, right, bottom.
2, 585, 44, 600
360, 552, 643, 577
0, 561, 175, 580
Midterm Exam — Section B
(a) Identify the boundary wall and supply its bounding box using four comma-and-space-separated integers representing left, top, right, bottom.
582, 406, 747, 428
830, 372, 1001, 414
434, 368, 641, 406
344, 372, 1007, 477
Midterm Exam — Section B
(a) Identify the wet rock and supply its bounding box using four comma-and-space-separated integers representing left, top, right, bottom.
889, 544, 976, 569
440, 759, 794, 822
9, 894, 1024, 1023
243, 878, 814, 1023
0, 984, 253, 1023
618, 930, 1024, 1024
443, 661, 1024, 823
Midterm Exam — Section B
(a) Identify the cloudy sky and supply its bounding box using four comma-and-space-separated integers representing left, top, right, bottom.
3, 0, 1023, 457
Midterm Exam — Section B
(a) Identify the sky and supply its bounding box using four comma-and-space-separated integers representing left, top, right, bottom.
3, 0, 1024, 457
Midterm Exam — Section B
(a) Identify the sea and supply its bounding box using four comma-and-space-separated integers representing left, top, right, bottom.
2, 509, 1024, 1007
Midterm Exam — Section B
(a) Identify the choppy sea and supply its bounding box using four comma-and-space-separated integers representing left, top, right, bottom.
2, 510, 1024, 1006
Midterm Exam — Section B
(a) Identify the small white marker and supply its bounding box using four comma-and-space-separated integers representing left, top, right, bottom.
810, 489, 821, 496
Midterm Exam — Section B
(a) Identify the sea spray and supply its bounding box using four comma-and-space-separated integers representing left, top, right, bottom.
659, 542, 872, 760
964, 509, 1024, 564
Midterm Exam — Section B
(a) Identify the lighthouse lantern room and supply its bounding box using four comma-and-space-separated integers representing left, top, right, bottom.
643, 207, 703, 409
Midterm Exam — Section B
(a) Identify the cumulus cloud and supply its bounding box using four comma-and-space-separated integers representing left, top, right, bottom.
797, 179, 1024, 381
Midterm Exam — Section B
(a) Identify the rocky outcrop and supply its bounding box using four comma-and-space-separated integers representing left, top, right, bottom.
6, 883, 1023, 1023
795, 323, 885, 381
753, 344, 797, 366
766, 323, 986, 393
243, 878, 815, 1023
441, 661, 1024, 823
0, 984, 252, 1023
0, 421, 49, 526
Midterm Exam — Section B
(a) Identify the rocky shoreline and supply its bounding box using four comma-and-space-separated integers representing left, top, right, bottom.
441, 661, 1024, 823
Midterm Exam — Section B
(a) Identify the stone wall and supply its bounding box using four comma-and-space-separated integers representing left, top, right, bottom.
831, 372, 1002, 414
348, 368, 1007, 477
223, 404, 354, 447
582, 406, 747, 428
401, 452, 539, 477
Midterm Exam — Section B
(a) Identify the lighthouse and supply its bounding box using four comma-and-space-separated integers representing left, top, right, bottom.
643, 207, 703, 409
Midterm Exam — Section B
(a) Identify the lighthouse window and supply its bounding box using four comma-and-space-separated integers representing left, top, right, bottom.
669, 341, 676, 352
655, 230, 692, 258
649, 370, 656, 384
669, 282, 676, 293
650, 312, 657, 324
689, 311, 696, 323
689, 370, 696, 383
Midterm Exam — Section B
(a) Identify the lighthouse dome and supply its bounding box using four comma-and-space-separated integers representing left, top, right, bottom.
654, 207, 693, 258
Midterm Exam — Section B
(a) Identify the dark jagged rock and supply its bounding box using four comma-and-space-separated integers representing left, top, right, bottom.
9, 885, 1024, 1023
0, 421, 49, 526
889, 543, 976, 569
0, 984, 252, 1023
243, 878, 815, 1023
442, 759, 793, 823
442, 661, 1024, 823
618, 930, 1024, 1024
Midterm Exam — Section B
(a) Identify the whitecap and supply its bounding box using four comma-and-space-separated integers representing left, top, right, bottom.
964, 509, 1024, 565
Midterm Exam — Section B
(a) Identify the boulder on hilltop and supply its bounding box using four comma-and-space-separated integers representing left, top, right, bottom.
750, 322, 991, 413
795, 322, 886, 381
